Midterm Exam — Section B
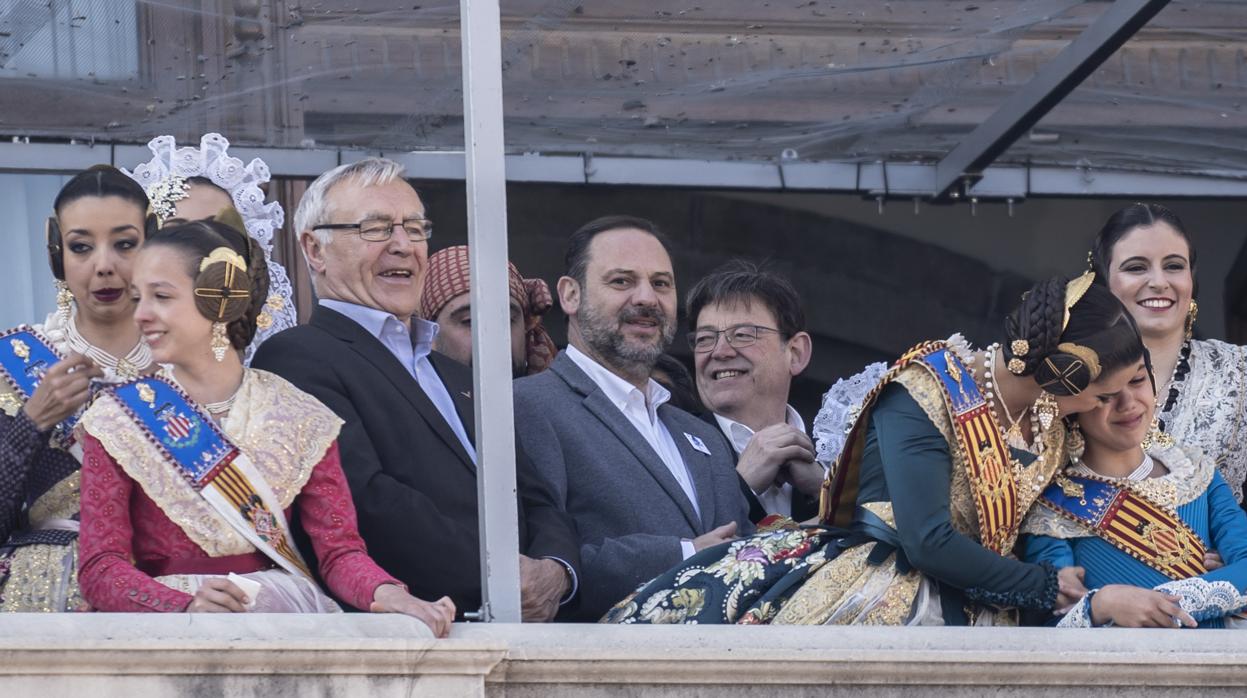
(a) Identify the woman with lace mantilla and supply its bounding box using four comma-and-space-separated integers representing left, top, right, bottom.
76, 219, 454, 637
1021, 355, 1247, 628
605, 274, 1145, 626
1089, 203, 1247, 503
124, 133, 298, 365
0, 166, 156, 612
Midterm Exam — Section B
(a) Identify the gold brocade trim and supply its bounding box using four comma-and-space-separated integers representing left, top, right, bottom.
770, 542, 923, 626
79, 368, 342, 556
893, 365, 1064, 551
82, 391, 251, 556
0, 540, 88, 612
28, 471, 80, 524
894, 367, 976, 538
860, 501, 896, 527
219, 369, 342, 509
1136, 445, 1212, 508
0, 381, 20, 417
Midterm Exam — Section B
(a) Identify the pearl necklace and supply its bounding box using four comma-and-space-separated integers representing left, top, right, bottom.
62, 307, 152, 381
203, 393, 237, 417
1072, 452, 1154, 482
983, 343, 1043, 455
161, 366, 240, 419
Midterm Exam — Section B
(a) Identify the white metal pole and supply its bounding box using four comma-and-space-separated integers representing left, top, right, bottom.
459, 0, 522, 622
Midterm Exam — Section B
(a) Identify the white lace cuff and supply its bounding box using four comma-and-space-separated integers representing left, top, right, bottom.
1056, 588, 1104, 628
1154, 577, 1247, 623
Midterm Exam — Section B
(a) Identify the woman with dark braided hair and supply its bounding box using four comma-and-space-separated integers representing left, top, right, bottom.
1089, 203, 1247, 502
605, 273, 1150, 626
75, 219, 455, 637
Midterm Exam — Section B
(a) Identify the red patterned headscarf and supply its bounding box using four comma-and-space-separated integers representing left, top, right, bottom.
421, 245, 558, 375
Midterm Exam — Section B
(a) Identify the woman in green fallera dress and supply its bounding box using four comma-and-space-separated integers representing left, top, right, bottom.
605, 273, 1150, 626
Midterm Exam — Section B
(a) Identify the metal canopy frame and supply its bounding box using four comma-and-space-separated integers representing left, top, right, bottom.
933, 0, 1174, 200
4, 142, 1247, 198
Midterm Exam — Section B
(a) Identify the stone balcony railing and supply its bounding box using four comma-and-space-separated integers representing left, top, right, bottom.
2, 614, 1247, 696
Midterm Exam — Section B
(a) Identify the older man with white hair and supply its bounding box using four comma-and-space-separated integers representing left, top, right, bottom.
252, 157, 580, 621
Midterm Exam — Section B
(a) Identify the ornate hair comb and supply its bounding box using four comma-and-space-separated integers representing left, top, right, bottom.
1062, 271, 1096, 332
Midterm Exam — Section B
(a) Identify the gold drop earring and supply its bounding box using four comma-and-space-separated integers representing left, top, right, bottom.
55, 280, 73, 320
1066, 421, 1085, 465
1184, 300, 1198, 342
210, 322, 229, 362
1032, 392, 1059, 433
1142, 416, 1175, 451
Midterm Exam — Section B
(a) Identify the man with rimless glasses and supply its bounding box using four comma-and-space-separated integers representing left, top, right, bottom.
252, 158, 580, 623
686, 260, 821, 524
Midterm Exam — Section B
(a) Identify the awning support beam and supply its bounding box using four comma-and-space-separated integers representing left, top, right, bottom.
932, 0, 1172, 200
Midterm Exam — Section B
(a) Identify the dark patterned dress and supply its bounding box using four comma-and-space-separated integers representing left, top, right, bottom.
0, 312, 135, 612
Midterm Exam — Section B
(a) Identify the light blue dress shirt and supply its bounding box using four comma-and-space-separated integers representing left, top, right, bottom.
320, 299, 477, 463
319, 299, 578, 603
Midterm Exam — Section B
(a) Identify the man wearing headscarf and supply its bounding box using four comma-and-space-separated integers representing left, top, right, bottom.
421, 245, 558, 378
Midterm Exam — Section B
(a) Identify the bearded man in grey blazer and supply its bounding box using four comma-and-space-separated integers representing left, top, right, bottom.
514, 215, 753, 621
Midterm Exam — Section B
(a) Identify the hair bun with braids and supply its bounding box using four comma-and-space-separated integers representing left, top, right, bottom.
1003, 275, 1145, 397
194, 247, 252, 324
231, 231, 270, 351
148, 217, 270, 352
1033, 353, 1095, 397
1002, 276, 1067, 378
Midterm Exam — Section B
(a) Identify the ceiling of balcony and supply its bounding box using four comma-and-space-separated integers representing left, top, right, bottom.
2, 0, 1245, 175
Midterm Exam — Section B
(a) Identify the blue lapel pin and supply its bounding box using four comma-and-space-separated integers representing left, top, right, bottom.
684, 432, 711, 456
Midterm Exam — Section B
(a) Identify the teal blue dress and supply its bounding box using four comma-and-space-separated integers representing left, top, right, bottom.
1021, 446, 1247, 628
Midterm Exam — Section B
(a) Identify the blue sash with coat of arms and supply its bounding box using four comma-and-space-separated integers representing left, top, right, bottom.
108, 376, 312, 580
1039, 474, 1207, 580
0, 324, 78, 449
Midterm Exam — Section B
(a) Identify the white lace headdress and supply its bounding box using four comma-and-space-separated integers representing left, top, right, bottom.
122, 133, 298, 364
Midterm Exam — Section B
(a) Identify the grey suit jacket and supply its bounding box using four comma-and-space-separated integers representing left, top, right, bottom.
514, 351, 753, 620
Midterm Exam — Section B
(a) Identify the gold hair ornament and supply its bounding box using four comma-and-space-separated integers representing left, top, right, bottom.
199, 246, 248, 274
213, 206, 247, 235
1039, 356, 1088, 396
1062, 271, 1096, 332
194, 246, 251, 321
1056, 342, 1102, 381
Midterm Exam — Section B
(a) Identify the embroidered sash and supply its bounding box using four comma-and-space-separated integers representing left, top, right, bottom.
0, 324, 77, 448
820, 341, 1019, 553
1039, 474, 1207, 580
912, 348, 1019, 554
108, 376, 312, 580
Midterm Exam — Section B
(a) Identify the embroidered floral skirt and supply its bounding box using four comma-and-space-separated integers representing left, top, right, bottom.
602, 525, 932, 625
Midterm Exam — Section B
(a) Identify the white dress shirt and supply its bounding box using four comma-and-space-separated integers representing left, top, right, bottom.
565, 345, 700, 559
714, 405, 807, 517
